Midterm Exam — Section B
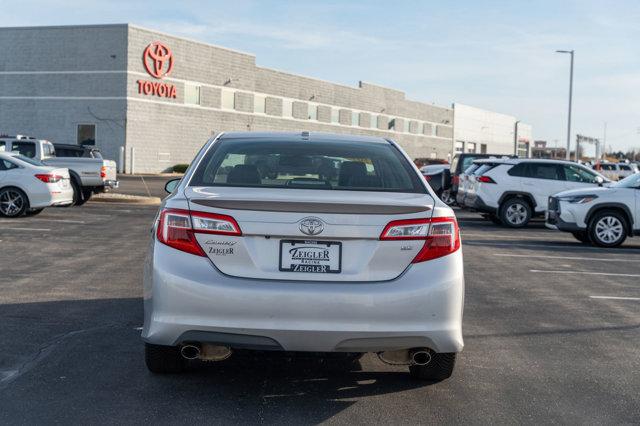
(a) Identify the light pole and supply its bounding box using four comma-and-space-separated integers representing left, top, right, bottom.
556, 49, 574, 161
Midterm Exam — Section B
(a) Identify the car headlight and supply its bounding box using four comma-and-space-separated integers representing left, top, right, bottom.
558, 194, 598, 204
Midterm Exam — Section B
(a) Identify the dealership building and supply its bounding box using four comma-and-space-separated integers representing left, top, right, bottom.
0, 24, 531, 173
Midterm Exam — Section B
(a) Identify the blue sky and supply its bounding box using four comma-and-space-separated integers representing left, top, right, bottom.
3, 0, 640, 153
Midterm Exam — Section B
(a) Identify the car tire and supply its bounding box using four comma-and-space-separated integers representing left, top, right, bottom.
144, 343, 185, 374
82, 189, 93, 203
499, 198, 532, 228
71, 179, 87, 206
26, 208, 45, 217
0, 187, 29, 217
571, 231, 591, 244
588, 210, 628, 248
440, 190, 455, 205
409, 352, 456, 382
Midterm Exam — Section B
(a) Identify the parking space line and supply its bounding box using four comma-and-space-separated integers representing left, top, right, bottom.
0, 219, 87, 224
530, 269, 640, 278
0, 227, 51, 232
495, 253, 636, 262
462, 233, 570, 241
589, 296, 640, 301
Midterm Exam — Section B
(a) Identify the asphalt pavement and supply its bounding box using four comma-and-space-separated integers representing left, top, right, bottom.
1, 204, 639, 424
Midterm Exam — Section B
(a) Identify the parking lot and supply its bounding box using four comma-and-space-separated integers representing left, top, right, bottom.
1, 201, 639, 424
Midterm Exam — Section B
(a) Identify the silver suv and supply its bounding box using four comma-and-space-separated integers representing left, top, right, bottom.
143, 132, 464, 381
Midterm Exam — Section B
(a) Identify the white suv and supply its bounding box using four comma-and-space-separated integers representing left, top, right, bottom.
462, 159, 608, 227
547, 173, 640, 247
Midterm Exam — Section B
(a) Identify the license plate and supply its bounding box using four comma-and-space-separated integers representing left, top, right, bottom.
279, 240, 342, 274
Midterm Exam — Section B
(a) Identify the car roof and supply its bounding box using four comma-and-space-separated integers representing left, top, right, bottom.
473, 158, 583, 166
217, 131, 390, 144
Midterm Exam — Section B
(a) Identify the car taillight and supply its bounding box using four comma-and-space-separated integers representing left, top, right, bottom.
476, 175, 496, 183
100, 166, 107, 179
380, 217, 460, 262
156, 208, 241, 256
35, 174, 62, 183
423, 174, 432, 181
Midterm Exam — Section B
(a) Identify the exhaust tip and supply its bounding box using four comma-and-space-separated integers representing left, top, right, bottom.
180, 344, 200, 360
410, 349, 432, 366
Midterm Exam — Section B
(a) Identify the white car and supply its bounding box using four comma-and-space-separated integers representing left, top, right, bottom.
143, 132, 464, 381
0, 152, 73, 217
593, 162, 639, 181
461, 158, 608, 227
547, 173, 640, 247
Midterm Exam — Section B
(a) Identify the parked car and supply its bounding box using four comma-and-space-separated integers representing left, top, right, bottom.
0, 135, 118, 205
53, 143, 103, 159
461, 158, 609, 227
0, 152, 73, 217
593, 162, 639, 181
421, 164, 454, 203
547, 173, 640, 247
455, 163, 483, 206
143, 132, 464, 381
448, 153, 517, 205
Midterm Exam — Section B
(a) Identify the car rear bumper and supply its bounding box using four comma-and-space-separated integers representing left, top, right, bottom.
142, 241, 465, 354
463, 195, 497, 214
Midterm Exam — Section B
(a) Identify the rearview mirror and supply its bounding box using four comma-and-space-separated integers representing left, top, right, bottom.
165, 178, 181, 194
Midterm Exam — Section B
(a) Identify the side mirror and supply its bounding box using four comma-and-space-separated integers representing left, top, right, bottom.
164, 178, 181, 194
595, 176, 604, 186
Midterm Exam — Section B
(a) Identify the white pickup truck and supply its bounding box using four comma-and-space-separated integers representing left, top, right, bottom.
0, 135, 118, 205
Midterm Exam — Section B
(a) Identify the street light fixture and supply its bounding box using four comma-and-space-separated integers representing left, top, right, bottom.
556, 49, 574, 161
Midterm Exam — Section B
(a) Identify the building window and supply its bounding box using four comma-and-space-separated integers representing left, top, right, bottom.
370, 114, 378, 129
388, 118, 396, 131
330, 108, 339, 124
282, 99, 293, 118
351, 112, 359, 127
403, 120, 409, 133
254, 95, 266, 114
308, 104, 318, 120
77, 124, 96, 146
221, 90, 235, 110
467, 142, 476, 153
184, 84, 201, 105
455, 141, 464, 153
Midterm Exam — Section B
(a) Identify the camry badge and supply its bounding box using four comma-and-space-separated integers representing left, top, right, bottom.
299, 217, 324, 236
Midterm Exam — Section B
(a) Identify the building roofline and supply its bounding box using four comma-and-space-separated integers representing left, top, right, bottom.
0, 23, 129, 31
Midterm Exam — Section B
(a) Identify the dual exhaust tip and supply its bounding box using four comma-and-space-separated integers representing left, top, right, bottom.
180, 344, 232, 362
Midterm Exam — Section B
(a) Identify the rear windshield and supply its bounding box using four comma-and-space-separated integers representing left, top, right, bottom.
190, 138, 426, 193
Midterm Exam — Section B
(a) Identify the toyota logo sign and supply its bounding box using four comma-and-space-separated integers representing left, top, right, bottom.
143, 41, 174, 79
299, 217, 324, 236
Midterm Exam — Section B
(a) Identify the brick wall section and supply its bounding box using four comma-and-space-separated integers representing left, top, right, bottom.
317, 106, 331, 123
201, 86, 221, 108
377, 115, 389, 130
233, 92, 253, 113
436, 125, 453, 139
338, 109, 352, 125
422, 123, 434, 135
292, 101, 308, 120
393, 118, 405, 132
265, 97, 282, 116
409, 121, 420, 134
359, 112, 371, 128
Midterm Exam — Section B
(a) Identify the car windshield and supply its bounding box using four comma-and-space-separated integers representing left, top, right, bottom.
11, 154, 45, 167
190, 138, 426, 193
613, 173, 640, 188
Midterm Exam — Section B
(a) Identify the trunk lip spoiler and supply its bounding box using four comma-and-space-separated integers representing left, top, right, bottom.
190, 199, 431, 215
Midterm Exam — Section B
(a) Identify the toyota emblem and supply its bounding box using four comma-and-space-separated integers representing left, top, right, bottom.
143, 41, 174, 79
299, 217, 324, 236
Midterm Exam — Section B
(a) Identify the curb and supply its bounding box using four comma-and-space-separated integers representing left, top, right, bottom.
90, 193, 162, 205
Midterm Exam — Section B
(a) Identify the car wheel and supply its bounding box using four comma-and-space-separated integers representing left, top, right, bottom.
409, 352, 456, 382
0, 187, 29, 217
82, 189, 93, 203
26, 208, 45, 217
499, 198, 532, 228
588, 210, 627, 247
71, 179, 87, 206
571, 231, 591, 244
145, 343, 185, 374
440, 190, 455, 205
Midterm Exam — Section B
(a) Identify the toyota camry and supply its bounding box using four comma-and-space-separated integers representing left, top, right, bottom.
143, 132, 464, 381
